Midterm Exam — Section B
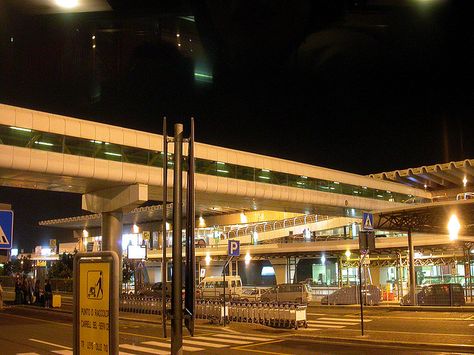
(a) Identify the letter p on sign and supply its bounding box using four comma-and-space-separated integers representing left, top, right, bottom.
228, 240, 240, 256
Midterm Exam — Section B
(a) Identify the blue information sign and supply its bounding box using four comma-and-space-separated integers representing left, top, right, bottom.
0, 210, 14, 249
362, 212, 374, 231
228, 240, 240, 257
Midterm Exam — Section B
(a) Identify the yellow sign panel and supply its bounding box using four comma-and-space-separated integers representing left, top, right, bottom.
142, 231, 150, 241
37, 260, 47, 267
79, 262, 110, 354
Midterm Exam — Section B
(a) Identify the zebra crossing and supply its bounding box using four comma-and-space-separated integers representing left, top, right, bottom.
23, 332, 276, 354
305, 316, 372, 330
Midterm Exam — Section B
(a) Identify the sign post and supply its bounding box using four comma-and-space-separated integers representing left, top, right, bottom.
0, 210, 14, 249
359, 212, 375, 337
223, 240, 240, 326
73, 251, 119, 355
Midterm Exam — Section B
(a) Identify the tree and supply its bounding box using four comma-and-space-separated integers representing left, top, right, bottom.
48, 253, 74, 279
2, 256, 33, 276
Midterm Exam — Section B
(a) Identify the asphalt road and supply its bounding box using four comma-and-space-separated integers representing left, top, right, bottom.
0, 305, 473, 354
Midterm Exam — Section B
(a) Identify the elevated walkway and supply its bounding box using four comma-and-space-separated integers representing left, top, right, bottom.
220, 215, 359, 245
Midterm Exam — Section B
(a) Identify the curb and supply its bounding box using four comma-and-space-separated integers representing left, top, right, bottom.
292, 334, 474, 353
309, 304, 474, 312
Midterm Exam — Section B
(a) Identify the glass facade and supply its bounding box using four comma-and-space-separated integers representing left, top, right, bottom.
0, 124, 428, 203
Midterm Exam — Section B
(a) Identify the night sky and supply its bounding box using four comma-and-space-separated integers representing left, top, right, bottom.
1, 1, 473, 251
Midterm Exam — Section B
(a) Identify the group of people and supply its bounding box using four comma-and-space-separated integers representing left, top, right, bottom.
14, 277, 52, 307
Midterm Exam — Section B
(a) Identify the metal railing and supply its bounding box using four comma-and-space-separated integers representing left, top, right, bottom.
225, 214, 330, 239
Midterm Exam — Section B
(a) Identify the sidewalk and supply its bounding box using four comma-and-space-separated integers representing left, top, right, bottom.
226, 321, 474, 353
309, 301, 474, 312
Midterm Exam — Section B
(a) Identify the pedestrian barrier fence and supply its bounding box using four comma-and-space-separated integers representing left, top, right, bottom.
118, 295, 307, 329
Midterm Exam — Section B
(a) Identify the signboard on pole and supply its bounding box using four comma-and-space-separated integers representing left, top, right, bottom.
74, 252, 119, 355
228, 240, 240, 257
359, 231, 376, 253
49, 239, 57, 253
362, 212, 374, 231
0, 210, 14, 249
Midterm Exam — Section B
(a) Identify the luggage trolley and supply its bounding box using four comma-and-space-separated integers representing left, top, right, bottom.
289, 304, 308, 329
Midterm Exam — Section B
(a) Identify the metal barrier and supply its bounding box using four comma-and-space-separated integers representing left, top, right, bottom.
119, 296, 307, 329
195, 300, 307, 329
119, 295, 170, 315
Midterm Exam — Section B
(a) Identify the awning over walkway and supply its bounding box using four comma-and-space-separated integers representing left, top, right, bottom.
369, 158, 474, 191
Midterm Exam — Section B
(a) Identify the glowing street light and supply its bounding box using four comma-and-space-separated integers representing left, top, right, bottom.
82, 229, 89, 238
463, 176, 468, 187
345, 250, 351, 258
55, 0, 78, 8
205, 253, 211, 265
448, 214, 460, 241
321, 254, 326, 265
245, 251, 251, 265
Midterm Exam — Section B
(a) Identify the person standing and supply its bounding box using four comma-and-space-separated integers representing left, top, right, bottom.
14, 278, 22, 304
44, 279, 52, 308
34, 279, 41, 305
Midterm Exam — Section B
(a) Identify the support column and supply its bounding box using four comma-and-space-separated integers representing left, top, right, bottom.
338, 256, 343, 288
270, 258, 288, 284
464, 244, 472, 302
408, 229, 416, 306
397, 253, 404, 301
101, 211, 123, 258
82, 183, 148, 293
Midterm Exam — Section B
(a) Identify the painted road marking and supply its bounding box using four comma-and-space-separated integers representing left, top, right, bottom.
306, 313, 327, 316
120, 344, 169, 355
142, 340, 204, 352
183, 339, 228, 348
28, 339, 71, 350
313, 320, 360, 325
51, 351, 72, 355
307, 323, 345, 328
16, 353, 40, 355
216, 333, 275, 342
318, 317, 372, 323
192, 336, 252, 345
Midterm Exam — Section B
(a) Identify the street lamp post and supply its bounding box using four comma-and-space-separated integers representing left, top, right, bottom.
407, 228, 416, 306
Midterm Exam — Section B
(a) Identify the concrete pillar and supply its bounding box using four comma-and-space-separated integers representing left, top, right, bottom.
338, 257, 343, 287
270, 258, 288, 284
370, 265, 381, 288
101, 211, 123, 258
408, 229, 416, 305
82, 184, 148, 292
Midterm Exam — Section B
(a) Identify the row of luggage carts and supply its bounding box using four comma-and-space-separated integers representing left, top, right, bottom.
120, 295, 169, 315
196, 300, 308, 329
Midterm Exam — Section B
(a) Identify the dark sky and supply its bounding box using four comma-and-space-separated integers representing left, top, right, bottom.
1, 0, 473, 251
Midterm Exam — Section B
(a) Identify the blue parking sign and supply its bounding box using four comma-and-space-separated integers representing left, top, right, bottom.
228, 240, 240, 256
0, 210, 14, 249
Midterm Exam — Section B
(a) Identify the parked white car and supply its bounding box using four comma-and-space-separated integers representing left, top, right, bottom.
197, 275, 243, 300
